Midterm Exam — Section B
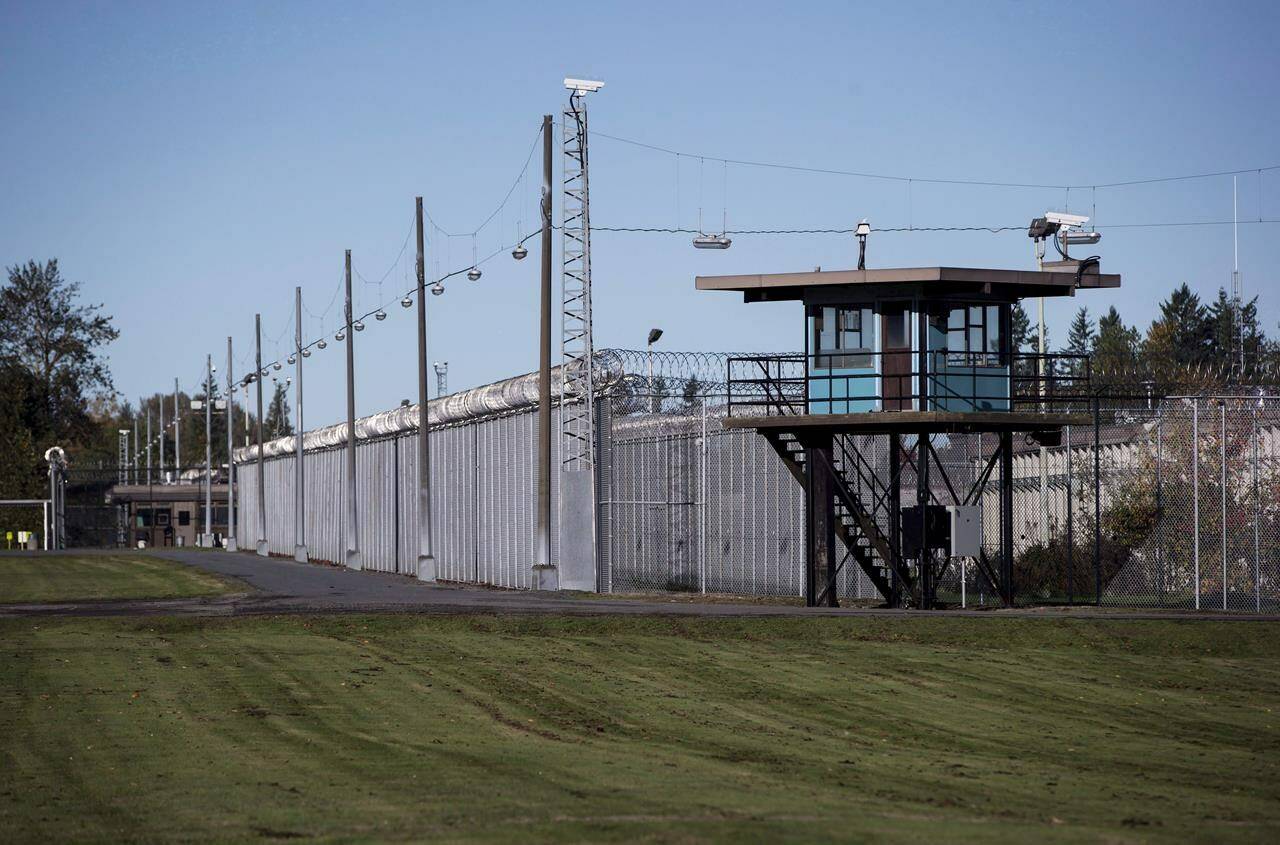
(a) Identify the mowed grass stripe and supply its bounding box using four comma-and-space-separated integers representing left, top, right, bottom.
1, 614, 1278, 843
0, 553, 244, 603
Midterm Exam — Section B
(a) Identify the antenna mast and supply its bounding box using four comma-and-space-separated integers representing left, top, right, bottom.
561, 79, 602, 473
1232, 175, 1244, 379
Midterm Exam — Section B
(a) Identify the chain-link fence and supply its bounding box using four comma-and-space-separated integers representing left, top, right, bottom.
225, 345, 1278, 612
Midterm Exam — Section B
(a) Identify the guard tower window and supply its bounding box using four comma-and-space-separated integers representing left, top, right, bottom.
943, 305, 1002, 367
815, 306, 874, 368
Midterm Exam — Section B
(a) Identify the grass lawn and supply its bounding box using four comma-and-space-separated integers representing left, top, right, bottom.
0, 553, 244, 603
1, 614, 1278, 843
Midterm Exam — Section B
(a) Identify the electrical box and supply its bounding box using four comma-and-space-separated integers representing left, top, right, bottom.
901, 505, 951, 557
947, 505, 982, 557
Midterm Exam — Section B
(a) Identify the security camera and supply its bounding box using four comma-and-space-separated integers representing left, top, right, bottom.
564, 78, 605, 93
1045, 211, 1090, 229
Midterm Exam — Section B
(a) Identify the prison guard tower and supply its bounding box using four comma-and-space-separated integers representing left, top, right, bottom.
699, 263, 1120, 608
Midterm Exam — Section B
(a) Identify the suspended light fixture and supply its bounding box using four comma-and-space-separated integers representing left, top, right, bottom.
692, 159, 733, 250
301, 348, 312, 358
287, 354, 296, 365
512, 243, 528, 260
467, 232, 481, 281
335, 329, 345, 342
317, 339, 327, 350
374, 309, 387, 321
272, 361, 282, 371
260, 368, 269, 378
353, 320, 365, 332
692, 234, 732, 249
431, 282, 445, 296
400, 295, 413, 308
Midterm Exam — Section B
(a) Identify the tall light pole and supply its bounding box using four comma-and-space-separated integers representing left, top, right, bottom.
255, 314, 267, 557
145, 400, 152, 485
415, 200, 435, 581
294, 286, 307, 563
343, 250, 361, 570
203, 353, 214, 546
158, 394, 165, 483
173, 377, 181, 483
647, 327, 663, 413
534, 112, 555, 588
225, 337, 237, 552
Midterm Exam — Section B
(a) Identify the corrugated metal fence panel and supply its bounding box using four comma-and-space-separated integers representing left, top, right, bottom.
355, 439, 398, 573
475, 412, 534, 589
265, 455, 295, 556
237, 461, 258, 546
432, 422, 478, 582
394, 433, 417, 578
305, 448, 343, 565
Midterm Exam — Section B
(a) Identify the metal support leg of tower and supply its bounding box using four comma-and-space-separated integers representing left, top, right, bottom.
917, 434, 933, 609
888, 433, 903, 608
803, 433, 836, 608
999, 430, 1014, 605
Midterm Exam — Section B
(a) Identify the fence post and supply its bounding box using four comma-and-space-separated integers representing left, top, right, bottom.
1155, 409, 1164, 604
1193, 397, 1200, 610
1093, 395, 1101, 606
1066, 424, 1073, 605
1221, 399, 1227, 611
1253, 403, 1261, 613
700, 398, 707, 595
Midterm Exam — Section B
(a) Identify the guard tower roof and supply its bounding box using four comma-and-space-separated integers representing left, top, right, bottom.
696, 265, 1120, 303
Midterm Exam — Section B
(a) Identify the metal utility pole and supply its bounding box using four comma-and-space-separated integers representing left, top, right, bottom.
294, 287, 307, 563
255, 314, 267, 557
132, 413, 139, 485
145, 401, 152, 485
158, 394, 165, 483
174, 377, 181, 483
414, 202, 434, 581
343, 250, 361, 570
558, 81, 603, 591
226, 337, 237, 552
534, 112, 555, 587
204, 353, 214, 546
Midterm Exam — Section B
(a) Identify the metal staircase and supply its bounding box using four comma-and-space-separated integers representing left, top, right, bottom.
762, 431, 914, 606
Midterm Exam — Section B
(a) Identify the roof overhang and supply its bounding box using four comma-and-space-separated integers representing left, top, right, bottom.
696, 265, 1120, 303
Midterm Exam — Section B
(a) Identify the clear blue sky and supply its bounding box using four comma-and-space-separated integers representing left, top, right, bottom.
3, 0, 1277, 425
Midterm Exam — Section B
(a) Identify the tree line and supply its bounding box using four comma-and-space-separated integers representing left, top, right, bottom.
1010, 283, 1276, 393
0, 260, 292, 502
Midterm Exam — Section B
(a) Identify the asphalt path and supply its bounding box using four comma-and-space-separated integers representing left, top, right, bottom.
2, 548, 1278, 621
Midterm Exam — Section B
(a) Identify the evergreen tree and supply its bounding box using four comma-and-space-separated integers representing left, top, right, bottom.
265, 381, 293, 438
1010, 302, 1033, 353
1093, 306, 1141, 387
1143, 283, 1212, 367
1206, 287, 1265, 376
1065, 306, 1096, 357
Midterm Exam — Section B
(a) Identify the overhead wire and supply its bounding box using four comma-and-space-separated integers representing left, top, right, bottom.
593, 128, 1280, 192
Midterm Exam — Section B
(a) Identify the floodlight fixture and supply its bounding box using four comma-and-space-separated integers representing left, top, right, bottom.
692, 234, 731, 249
855, 218, 871, 270
512, 243, 528, 260
646, 328, 664, 346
